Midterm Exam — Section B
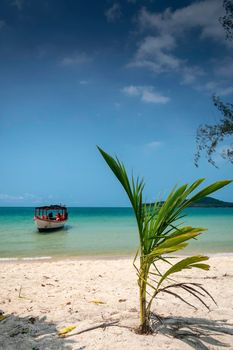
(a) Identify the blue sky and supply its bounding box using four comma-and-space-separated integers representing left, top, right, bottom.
0, 0, 233, 206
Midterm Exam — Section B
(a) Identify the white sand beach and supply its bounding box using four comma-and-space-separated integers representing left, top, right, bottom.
1, 256, 233, 350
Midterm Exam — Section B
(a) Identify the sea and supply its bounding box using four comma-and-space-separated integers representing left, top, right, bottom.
0, 207, 233, 260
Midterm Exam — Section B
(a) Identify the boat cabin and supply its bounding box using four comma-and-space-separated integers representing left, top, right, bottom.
34, 205, 68, 222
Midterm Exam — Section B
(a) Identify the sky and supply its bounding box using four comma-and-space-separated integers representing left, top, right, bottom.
0, 0, 233, 206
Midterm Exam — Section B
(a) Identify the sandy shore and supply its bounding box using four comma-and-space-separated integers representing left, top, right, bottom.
1, 256, 233, 350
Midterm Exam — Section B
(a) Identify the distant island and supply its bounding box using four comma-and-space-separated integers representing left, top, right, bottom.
147, 197, 233, 208
188, 196, 233, 208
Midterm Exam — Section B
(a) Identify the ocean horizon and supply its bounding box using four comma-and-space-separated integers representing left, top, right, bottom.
0, 206, 233, 260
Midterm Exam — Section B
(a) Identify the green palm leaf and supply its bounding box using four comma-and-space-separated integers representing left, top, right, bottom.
157, 256, 210, 290
97, 146, 232, 333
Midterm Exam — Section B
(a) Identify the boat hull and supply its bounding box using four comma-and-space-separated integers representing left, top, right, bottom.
34, 218, 67, 232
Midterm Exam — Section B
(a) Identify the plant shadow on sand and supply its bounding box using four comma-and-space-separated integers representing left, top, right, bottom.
2, 313, 233, 349
0, 314, 85, 350
150, 314, 233, 350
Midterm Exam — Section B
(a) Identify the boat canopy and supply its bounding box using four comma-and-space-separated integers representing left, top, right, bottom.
35, 205, 67, 211
34, 205, 68, 219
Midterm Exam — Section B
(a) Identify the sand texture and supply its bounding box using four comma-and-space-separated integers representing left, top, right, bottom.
1, 256, 233, 350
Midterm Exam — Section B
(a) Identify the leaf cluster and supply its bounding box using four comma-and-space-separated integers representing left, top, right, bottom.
220, 0, 233, 40
195, 1, 233, 167
195, 96, 233, 167
98, 146, 232, 315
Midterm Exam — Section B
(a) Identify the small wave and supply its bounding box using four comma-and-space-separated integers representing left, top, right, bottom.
22, 256, 52, 261
208, 252, 233, 257
0, 256, 52, 262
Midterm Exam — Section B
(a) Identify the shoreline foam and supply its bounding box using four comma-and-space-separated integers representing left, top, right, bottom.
1, 250, 233, 263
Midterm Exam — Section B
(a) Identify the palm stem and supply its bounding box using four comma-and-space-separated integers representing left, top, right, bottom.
97, 146, 232, 334
139, 257, 150, 332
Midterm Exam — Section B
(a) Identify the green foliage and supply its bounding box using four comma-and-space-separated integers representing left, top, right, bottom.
195, 1, 233, 167
195, 96, 233, 167
220, 0, 233, 40
98, 146, 232, 333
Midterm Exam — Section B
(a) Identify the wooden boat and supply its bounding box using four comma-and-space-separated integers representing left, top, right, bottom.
34, 205, 68, 232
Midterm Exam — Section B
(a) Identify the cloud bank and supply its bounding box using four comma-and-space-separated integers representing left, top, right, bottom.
122, 85, 170, 104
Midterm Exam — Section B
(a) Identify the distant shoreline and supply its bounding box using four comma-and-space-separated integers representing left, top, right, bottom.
146, 196, 233, 208
0, 196, 233, 208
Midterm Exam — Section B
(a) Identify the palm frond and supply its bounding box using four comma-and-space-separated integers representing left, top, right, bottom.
157, 256, 209, 290
97, 146, 232, 333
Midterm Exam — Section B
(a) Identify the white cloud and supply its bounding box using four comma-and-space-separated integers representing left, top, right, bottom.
143, 141, 163, 156
0, 194, 24, 201
122, 85, 170, 104
0, 193, 42, 203
203, 81, 219, 93
128, 0, 154, 3
217, 86, 233, 96
138, 0, 224, 41
129, 34, 182, 73
215, 58, 233, 78
122, 85, 140, 96
145, 141, 162, 149
60, 52, 92, 66
141, 89, 169, 104
0, 20, 5, 29
105, 3, 122, 23
11, 0, 24, 11
79, 80, 90, 85
114, 102, 121, 108
196, 80, 233, 96
129, 1, 227, 88
181, 66, 205, 85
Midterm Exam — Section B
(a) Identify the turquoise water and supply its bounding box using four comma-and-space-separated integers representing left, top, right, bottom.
0, 207, 233, 258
